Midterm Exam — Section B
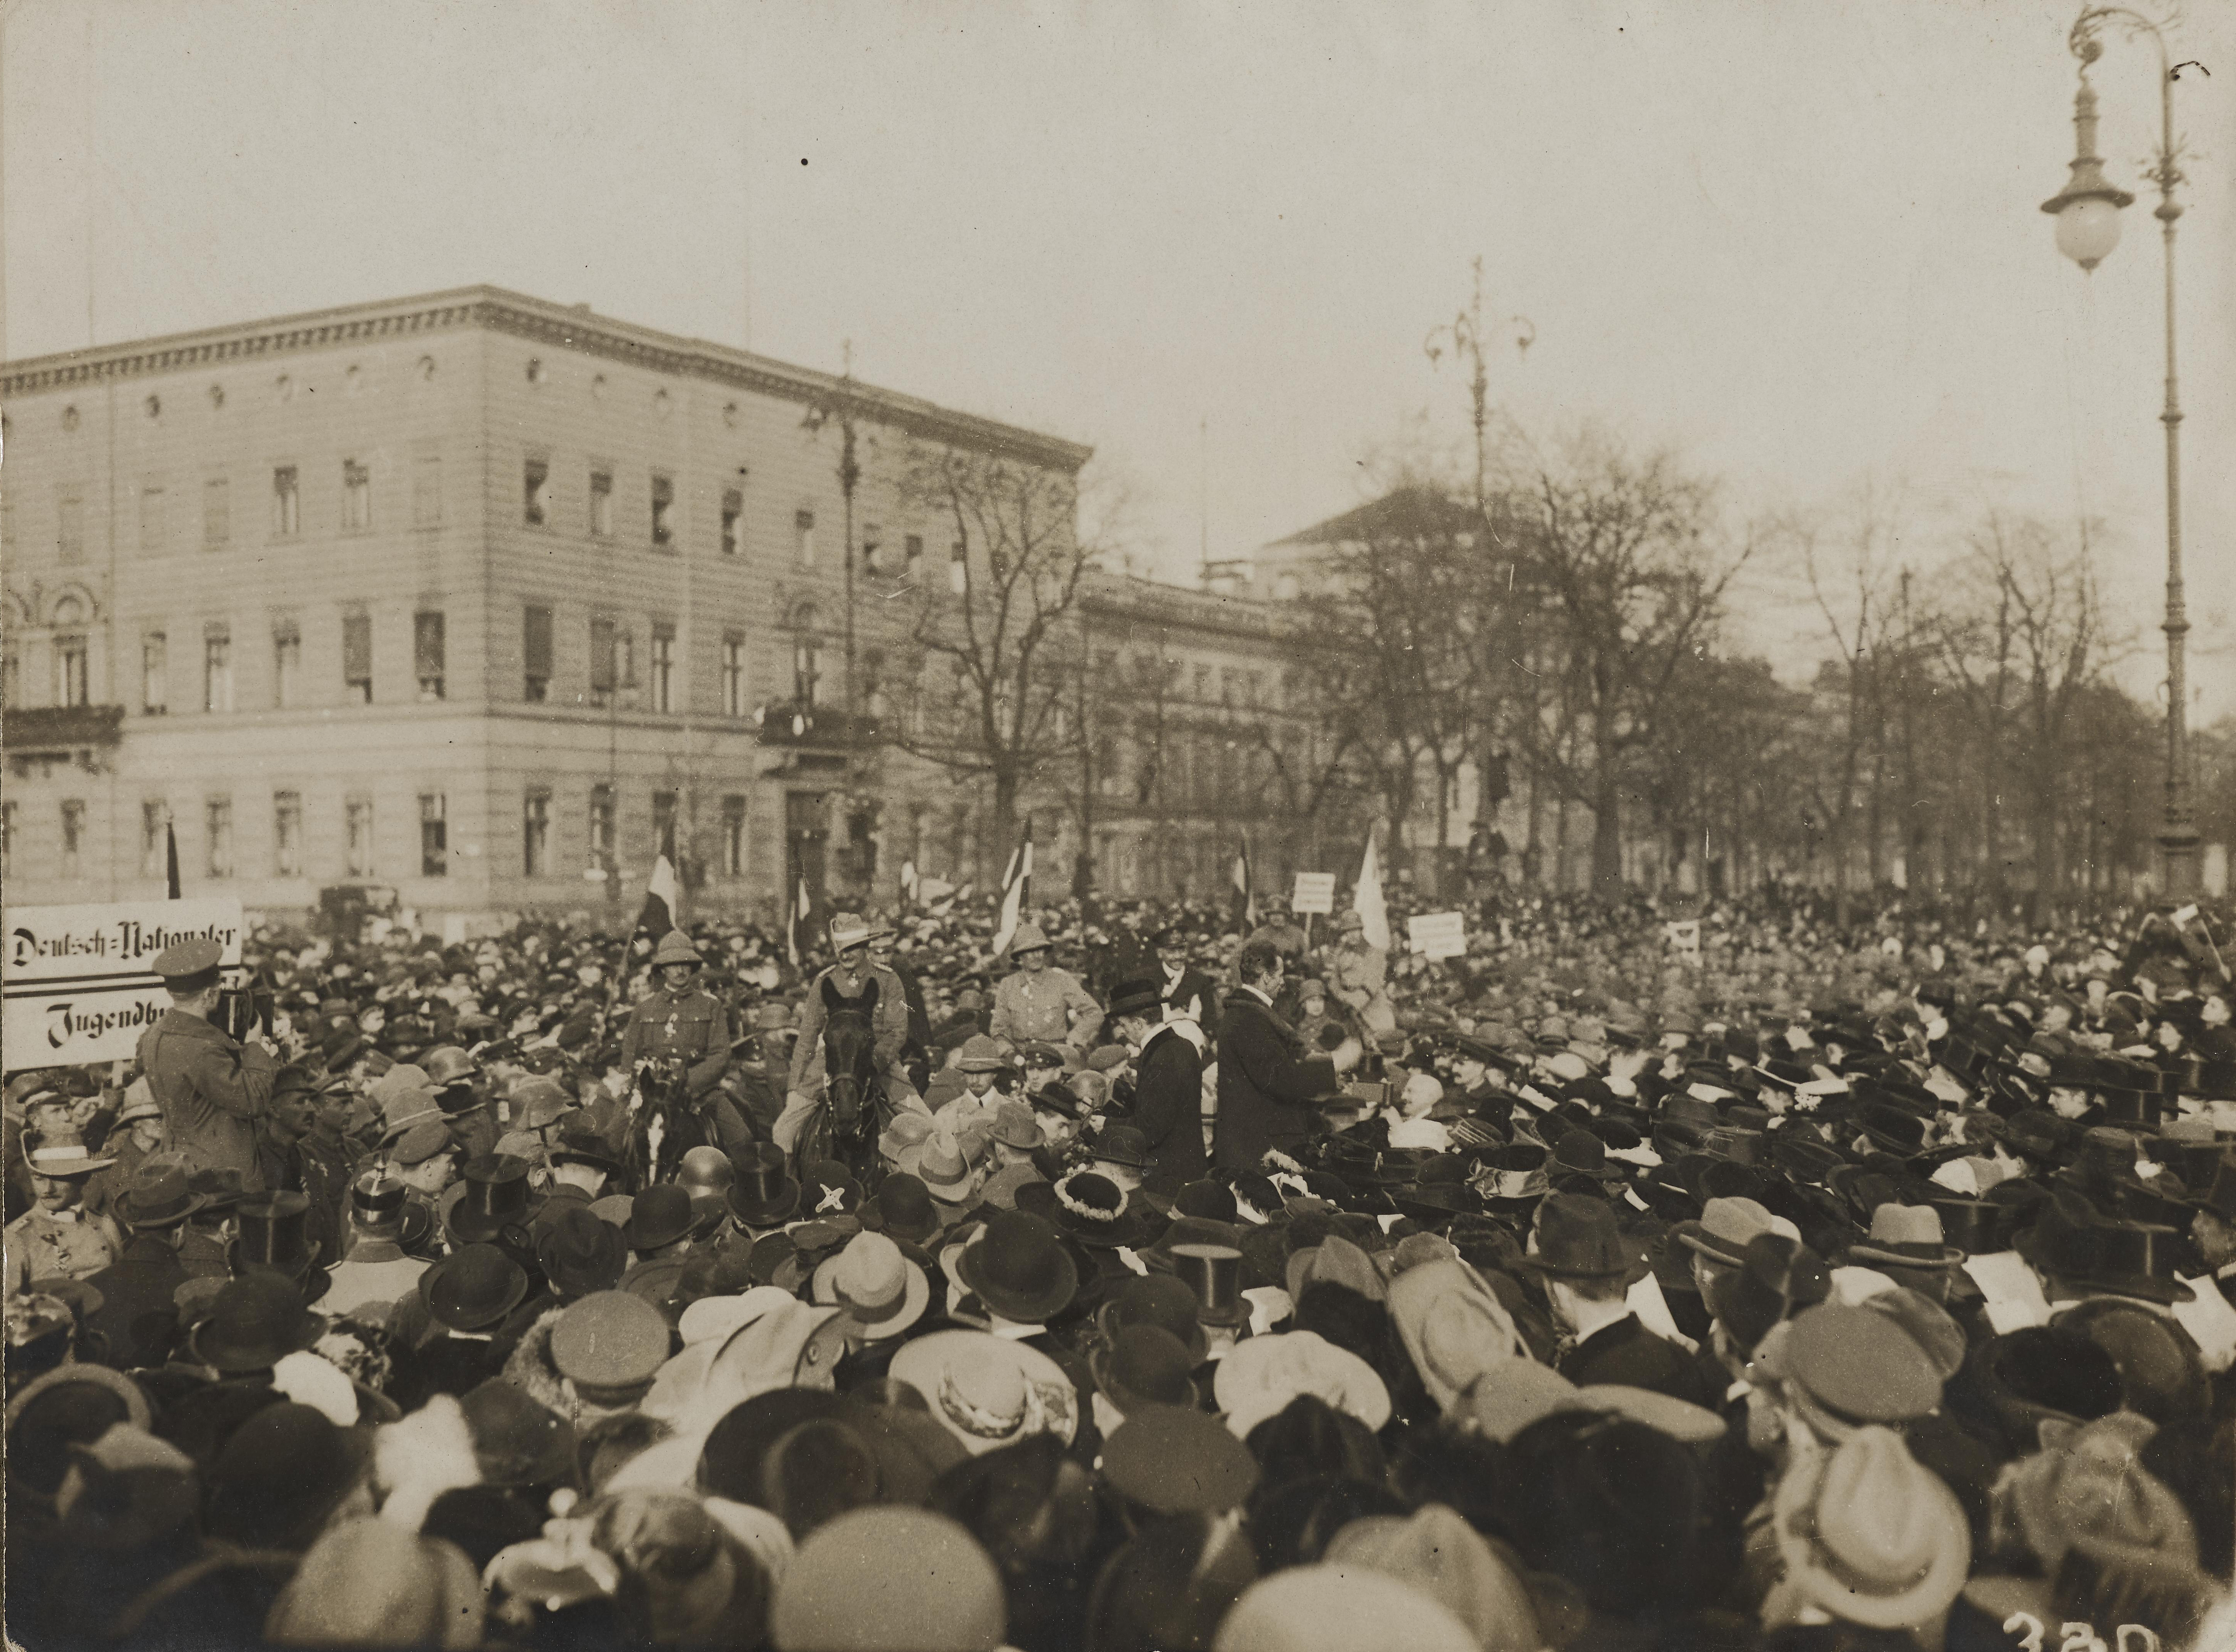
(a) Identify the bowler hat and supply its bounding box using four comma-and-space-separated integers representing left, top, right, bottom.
622, 1184, 697, 1253
424, 1244, 530, 1332
955, 1210, 1078, 1324
862, 1173, 943, 1245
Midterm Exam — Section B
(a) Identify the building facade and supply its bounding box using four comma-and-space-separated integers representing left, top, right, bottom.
2, 288, 1325, 923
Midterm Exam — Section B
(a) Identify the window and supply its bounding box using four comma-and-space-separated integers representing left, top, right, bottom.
342, 612, 372, 704
206, 797, 235, 879
589, 470, 613, 538
57, 486, 85, 563
346, 797, 375, 876
274, 792, 303, 877
723, 795, 746, 877
130, 480, 167, 554
203, 477, 229, 547
141, 634, 168, 714
412, 455, 442, 528
53, 635, 89, 708
140, 802, 168, 879
272, 620, 301, 709
522, 605, 553, 702
652, 791, 679, 860
204, 628, 234, 713
60, 801, 85, 879
792, 629, 821, 707
342, 461, 371, 532
523, 456, 550, 527
591, 619, 631, 705
796, 508, 816, 566
523, 790, 550, 877
589, 785, 614, 869
649, 624, 674, 712
722, 634, 746, 717
650, 473, 674, 548
415, 611, 445, 701
272, 467, 300, 537
720, 488, 744, 556
419, 793, 447, 877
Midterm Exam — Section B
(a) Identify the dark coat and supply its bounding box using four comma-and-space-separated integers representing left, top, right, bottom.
1159, 961, 1224, 1037
1557, 1313, 1719, 1408
137, 1009, 277, 1190
1214, 991, 1337, 1174
1132, 1024, 1207, 1196
84, 1234, 189, 1368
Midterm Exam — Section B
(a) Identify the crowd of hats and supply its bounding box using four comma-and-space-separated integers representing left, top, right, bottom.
7, 888, 2236, 1649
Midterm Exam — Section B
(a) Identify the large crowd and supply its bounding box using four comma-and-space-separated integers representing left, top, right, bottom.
6, 881, 2236, 1651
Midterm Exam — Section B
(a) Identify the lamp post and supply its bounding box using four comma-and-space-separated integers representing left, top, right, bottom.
2040, 7, 2198, 900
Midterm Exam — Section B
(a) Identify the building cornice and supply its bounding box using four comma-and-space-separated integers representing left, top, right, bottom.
1080, 570, 1299, 641
0, 287, 1094, 472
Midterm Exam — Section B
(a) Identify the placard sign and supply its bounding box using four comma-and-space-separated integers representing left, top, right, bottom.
4, 898, 245, 1069
1406, 911, 1468, 960
1290, 872, 1337, 915
1664, 920, 1703, 965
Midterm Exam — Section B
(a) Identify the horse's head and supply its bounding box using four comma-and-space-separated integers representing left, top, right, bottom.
821, 989, 880, 1142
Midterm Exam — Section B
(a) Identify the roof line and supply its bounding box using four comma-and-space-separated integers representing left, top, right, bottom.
0, 285, 1094, 471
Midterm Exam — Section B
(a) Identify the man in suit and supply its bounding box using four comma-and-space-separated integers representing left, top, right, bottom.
1214, 940, 1357, 1173
1106, 978, 1208, 1200
1528, 1192, 1718, 1408
1151, 927, 1224, 1037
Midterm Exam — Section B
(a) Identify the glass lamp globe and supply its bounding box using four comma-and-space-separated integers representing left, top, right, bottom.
2055, 196, 2124, 271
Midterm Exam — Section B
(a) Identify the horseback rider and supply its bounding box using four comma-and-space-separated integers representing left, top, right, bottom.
773, 912, 926, 1154
618, 930, 753, 1157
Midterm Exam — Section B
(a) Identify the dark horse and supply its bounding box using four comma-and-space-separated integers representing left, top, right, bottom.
789, 975, 884, 1194
623, 1057, 708, 1192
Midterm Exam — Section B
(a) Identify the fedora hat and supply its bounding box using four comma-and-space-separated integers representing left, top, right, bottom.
889, 1329, 1079, 1456
114, 1162, 207, 1230
1096, 1272, 1211, 1364
1674, 1195, 1779, 1268
188, 1274, 323, 1373
811, 1231, 931, 1340
1523, 1193, 1636, 1282
726, 1142, 800, 1228
448, 1154, 534, 1246
424, 1244, 530, 1332
1470, 1140, 1549, 1208
537, 1206, 628, 1300
861, 1173, 944, 1245
548, 1125, 623, 1177
1846, 1203, 1963, 1271
955, 1210, 1078, 1324
1088, 1124, 1156, 1171
1773, 1426, 1969, 1629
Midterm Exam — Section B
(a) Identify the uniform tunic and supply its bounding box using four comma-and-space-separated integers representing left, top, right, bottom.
4, 1206, 119, 1291
618, 986, 731, 1097
990, 967, 1104, 1051
136, 1008, 277, 1190
788, 964, 911, 1095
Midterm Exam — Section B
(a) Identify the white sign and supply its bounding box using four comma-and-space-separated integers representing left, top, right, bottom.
1290, 872, 1337, 915
1664, 920, 1703, 964
4, 898, 245, 1069
1406, 910, 1468, 960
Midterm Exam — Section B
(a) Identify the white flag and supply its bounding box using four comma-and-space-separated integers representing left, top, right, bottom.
991, 832, 1035, 955
1353, 832, 1390, 952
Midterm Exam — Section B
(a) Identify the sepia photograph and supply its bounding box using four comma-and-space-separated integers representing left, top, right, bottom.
1, 2, 2233, 1647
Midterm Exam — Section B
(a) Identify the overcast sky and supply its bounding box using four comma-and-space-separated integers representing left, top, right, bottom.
6, 0, 2231, 710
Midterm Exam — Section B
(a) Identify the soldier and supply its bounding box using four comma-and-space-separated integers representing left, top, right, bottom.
137, 937, 278, 1191
989, 924, 1104, 1054
776, 913, 919, 1154
4, 1123, 121, 1291
620, 930, 752, 1158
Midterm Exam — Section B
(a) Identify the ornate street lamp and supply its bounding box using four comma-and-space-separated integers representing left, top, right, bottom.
2040, 7, 2198, 899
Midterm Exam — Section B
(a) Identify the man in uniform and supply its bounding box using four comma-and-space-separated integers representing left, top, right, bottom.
619, 930, 753, 1159
990, 924, 1104, 1054
138, 938, 278, 1191
4, 1122, 121, 1291
776, 913, 919, 1154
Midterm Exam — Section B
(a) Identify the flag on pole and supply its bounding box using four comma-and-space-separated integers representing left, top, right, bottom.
899, 860, 919, 909
633, 853, 679, 941
165, 819, 182, 900
786, 873, 813, 968
1353, 831, 1390, 952
1231, 835, 1256, 930
991, 822, 1035, 956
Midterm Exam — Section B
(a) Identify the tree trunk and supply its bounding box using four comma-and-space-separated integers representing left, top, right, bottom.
1591, 770, 1624, 892
992, 767, 1021, 883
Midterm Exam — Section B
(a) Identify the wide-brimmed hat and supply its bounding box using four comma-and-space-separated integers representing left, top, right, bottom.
1018, 1171, 1150, 1250
22, 1127, 113, 1180
1101, 1402, 1259, 1518
954, 1210, 1078, 1323
1387, 1258, 1524, 1415
812, 1231, 932, 1341
424, 1244, 530, 1332
1214, 1329, 1391, 1440
1773, 1426, 1969, 1629
828, 912, 874, 951
1470, 1140, 1550, 1208
650, 930, 703, 969
189, 1274, 324, 1372
988, 1100, 1042, 1151
1846, 1203, 1963, 1271
727, 1142, 801, 1228
888, 1329, 1079, 1457
114, 1162, 208, 1230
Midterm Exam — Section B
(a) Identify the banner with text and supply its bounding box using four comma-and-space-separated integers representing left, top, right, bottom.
1406, 910, 1469, 960
1289, 873, 1336, 915
4, 898, 246, 1069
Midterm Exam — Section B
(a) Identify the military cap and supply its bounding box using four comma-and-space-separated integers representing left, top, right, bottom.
153, 937, 224, 990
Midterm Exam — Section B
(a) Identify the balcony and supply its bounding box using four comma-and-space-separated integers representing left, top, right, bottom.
3, 704, 125, 776
754, 699, 880, 751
